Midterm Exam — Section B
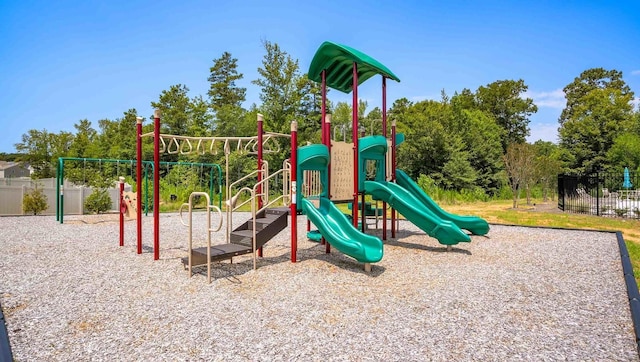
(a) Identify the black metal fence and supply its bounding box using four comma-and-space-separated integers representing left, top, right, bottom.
558, 171, 639, 219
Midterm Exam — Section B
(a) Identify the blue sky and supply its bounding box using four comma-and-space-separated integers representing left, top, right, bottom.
1, 1, 638, 153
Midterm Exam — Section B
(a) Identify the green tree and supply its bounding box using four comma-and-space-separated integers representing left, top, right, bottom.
533, 140, 564, 201
607, 133, 640, 172
387, 97, 412, 125
214, 105, 252, 137
456, 108, 505, 195
208, 52, 247, 137
295, 75, 326, 144
364, 107, 383, 136
97, 109, 141, 161
396, 100, 454, 186
69, 119, 99, 158
208, 51, 246, 112
451, 88, 476, 110
0, 152, 21, 161
252, 40, 307, 133
151, 84, 192, 136
475, 79, 538, 151
332, 101, 352, 141
503, 142, 536, 208
357, 99, 368, 126
15, 129, 73, 178
440, 135, 477, 190
558, 68, 635, 173
189, 95, 213, 137
559, 88, 634, 173
559, 68, 633, 127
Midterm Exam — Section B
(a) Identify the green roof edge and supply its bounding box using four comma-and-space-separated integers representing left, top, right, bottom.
308, 41, 400, 93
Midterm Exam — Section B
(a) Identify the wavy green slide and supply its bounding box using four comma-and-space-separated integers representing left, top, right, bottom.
301, 197, 383, 263
395, 169, 490, 235
364, 180, 471, 245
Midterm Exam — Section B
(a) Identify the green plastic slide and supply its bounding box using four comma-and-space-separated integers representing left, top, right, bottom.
364, 181, 471, 245
301, 197, 383, 263
395, 169, 490, 235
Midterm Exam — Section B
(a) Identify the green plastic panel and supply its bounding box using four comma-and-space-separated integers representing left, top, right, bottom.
358, 135, 388, 190
296, 144, 330, 211
308, 41, 400, 93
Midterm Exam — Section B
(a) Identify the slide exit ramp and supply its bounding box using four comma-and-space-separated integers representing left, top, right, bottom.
302, 197, 383, 263
396, 169, 490, 235
364, 180, 471, 245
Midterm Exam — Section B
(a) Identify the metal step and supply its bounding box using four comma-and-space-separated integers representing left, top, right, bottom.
230, 230, 254, 247
230, 208, 289, 249
247, 214, 281, 230
265, 207, 290, 216
182, 244, 252, 267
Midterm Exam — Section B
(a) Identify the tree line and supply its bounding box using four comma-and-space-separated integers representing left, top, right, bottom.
8, 41, 640, 207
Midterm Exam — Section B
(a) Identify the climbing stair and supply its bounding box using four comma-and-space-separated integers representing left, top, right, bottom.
230, 207, 289, 249
184, 207, 289, 267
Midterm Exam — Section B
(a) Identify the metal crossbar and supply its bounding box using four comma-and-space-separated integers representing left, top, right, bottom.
140, 132, 291, 155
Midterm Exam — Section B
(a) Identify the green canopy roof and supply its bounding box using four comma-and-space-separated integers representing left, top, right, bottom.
308, 41, 400, 93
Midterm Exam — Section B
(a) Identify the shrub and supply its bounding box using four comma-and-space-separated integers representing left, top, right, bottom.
85, 189, 112, 214
23, 185, 48, 215
614, 208, 628, 217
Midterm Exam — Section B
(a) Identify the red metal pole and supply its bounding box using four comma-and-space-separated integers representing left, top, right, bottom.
361, 193, 366, 232
257, 114, 264, 257
391, 119, 397, 238
382, 77, 387, 240
314, 70, 326, 235
360, 123, 366, 232
153, 110, 160, 260
321, 70, 326, 145
119, 177, 125, 247
136, 117, 143, 254
306, 169, 311, 232
352, 62, 359, 228
290, 121, 298, 263
324, 114, 331, 253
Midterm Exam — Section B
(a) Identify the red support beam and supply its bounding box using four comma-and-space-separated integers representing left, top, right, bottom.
136, 117, 143, 254
352, 62, 359, 229
382, 77, 388, 240
119, 177, 125, 247
324, 114, 332, 253
153, 110, 160, 260
290, 121, 298, 263
321, 70, 327, 145
257, 114, 264, 258
391, 120, 397, 238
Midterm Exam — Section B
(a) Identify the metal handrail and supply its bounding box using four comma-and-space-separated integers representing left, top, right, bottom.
179, 192, 223, 283
252, 167, 291, 215
224, 161, 291, 270
228, 169, 264, 193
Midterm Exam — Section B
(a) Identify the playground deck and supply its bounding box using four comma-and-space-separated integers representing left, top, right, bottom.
0, 213, 637, 360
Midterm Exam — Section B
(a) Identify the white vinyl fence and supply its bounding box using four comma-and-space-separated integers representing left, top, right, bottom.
0, 178, 131, 216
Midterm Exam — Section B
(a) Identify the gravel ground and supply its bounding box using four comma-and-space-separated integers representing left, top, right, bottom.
0, 213, 637, 361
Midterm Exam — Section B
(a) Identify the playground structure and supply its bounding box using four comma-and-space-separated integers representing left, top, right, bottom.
298, 41, 488, 260
117, 41, 488, 280
121, 112, 295, 281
